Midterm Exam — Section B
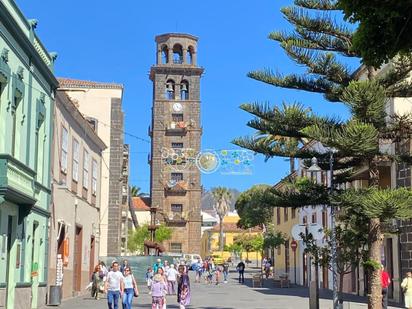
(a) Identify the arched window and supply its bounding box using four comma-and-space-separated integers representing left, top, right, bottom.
173, 44, 183, 64
180, 80, 189, 100
186, 46, 194, 64
165, 79, 175, 100
161, 45, 168, 64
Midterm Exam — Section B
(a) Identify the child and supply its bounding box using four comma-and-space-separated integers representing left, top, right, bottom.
146, 267, 154, 294
151, 274, 167, 309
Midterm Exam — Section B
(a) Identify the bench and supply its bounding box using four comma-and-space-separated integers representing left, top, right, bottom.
252, 273, 263, 288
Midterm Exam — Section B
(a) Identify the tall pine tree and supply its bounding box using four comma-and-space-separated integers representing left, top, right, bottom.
233, 1, 412, 308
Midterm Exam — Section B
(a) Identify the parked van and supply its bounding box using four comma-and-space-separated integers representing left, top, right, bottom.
183, 254, 202, 269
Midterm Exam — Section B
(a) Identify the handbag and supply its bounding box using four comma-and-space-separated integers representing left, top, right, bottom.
132, 276, 139, 297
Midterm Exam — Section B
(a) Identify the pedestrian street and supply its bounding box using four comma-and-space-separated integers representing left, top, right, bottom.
43, 270, 402, 309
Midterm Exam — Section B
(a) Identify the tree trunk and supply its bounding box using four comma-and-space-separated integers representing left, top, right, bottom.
339, 272, 345, 303
219, 215, 224, 251
290, 157, 295, 173
368, 217, 383, 309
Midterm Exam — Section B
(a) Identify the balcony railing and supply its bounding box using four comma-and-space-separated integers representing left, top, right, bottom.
164, 212, 188, 225
164, 180, 188, 195
165, 121, 188, 135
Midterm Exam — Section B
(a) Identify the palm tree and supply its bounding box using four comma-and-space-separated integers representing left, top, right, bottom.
211, 187, 233, 251
128, 185, 149, 229
130, 186, 148, 197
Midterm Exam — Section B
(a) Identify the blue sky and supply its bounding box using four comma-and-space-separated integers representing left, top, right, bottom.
17, 0, 354, 193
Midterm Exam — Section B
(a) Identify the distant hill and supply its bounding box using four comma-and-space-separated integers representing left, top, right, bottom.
201, 188, 241, 212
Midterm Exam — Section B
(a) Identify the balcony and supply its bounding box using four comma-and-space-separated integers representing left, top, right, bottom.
165, 121, 188, 136
164, 212, 188, 226
0, 154, 37, 213
164, 180, 188, 195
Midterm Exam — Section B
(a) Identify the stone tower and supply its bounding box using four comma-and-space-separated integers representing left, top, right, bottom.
149, 33, 203, 254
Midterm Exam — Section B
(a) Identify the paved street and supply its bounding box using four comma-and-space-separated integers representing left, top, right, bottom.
44, 270, 403, 309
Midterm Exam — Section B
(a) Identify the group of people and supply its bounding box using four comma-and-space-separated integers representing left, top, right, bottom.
90, 260, 139, 309
146, 258, 191, 309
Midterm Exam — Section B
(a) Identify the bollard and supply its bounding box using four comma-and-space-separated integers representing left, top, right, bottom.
48, 285, 62, 306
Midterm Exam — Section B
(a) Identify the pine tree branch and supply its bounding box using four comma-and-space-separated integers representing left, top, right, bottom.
248, 69, 343, 101
280, 43, 352, 85
294, 0, 339, 10
281, 6, 353, 43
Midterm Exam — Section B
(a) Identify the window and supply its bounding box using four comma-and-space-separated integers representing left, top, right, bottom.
292, 208, 296, 219
322, 210, 328, 229
180, 81, 189, 100
161, 45, 168, 64
172, 142, 183, 149
171, 204, 183, 213
92, 159, 97, 195
61, 126, 68, 173
83, 150, 89, 189
170, 243, 182, 253
172, 114, 183, 122
396, 139, 411, 188
303, 216, 308, 225
284, 208, 288, 222
72, 139, 79, 181
165, 80, 175, 100
312, 213, 317, 224
173, 44, 183, 64
11, 96, 20, 156
276, 208, 281, 225
171, 173, 183, 181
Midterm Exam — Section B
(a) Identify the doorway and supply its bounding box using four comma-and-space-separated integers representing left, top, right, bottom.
31, 221, 40, 309
5, 214, 17, 309
303, 253, 307, 287
73, 226, 83, 292
89, 236, 95, 279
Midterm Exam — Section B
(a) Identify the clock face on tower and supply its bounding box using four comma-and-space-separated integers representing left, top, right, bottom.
172, 102, 183, 112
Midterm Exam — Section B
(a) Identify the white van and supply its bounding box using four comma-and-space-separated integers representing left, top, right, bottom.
183, 254, 202, 268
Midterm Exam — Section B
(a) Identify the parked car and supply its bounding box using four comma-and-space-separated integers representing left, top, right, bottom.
183, 254, 202, 269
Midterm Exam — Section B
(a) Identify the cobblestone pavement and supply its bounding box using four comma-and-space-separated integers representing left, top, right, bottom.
44, 270, 402, 309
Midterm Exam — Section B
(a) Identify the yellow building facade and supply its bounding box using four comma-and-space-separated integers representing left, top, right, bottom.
201, 212, 262, 262
269, 172, 301, 284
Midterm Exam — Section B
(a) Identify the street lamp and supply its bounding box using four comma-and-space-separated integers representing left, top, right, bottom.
309, 152, 338, 309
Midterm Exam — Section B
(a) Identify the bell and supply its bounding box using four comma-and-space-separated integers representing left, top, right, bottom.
166, 83, 174, 92
181, 83, 187, 92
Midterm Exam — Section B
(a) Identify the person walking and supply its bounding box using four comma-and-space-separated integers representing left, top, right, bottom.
166, 264, 179, 295
223, 262, 229, 283
151, 273, 167, 309
177, 265, 191, 309
237, 260, 245, 283
153, 259, 163, 274
91, 264, 104, 300
402, 272, 412, 309
104, 261, 124, 309
381, 265, 391, 309
146, 267, 154, 294
164, 260, 170, 273
122, 267, 138, 309
120, 259, 129, 273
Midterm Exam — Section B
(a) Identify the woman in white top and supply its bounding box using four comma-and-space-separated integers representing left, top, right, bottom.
122, 267, 138, 309
166, 264, 179, 295
401, 271, 412, 309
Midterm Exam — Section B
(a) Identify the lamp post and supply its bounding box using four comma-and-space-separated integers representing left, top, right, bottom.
308, 152, 338, 309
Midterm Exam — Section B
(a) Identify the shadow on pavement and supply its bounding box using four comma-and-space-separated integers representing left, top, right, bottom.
235, 276, 403, 308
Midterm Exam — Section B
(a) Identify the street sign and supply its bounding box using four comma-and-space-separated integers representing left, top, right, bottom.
308, 223, 324, 240
291, 240, 297, 251
291, 224, 306, 241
